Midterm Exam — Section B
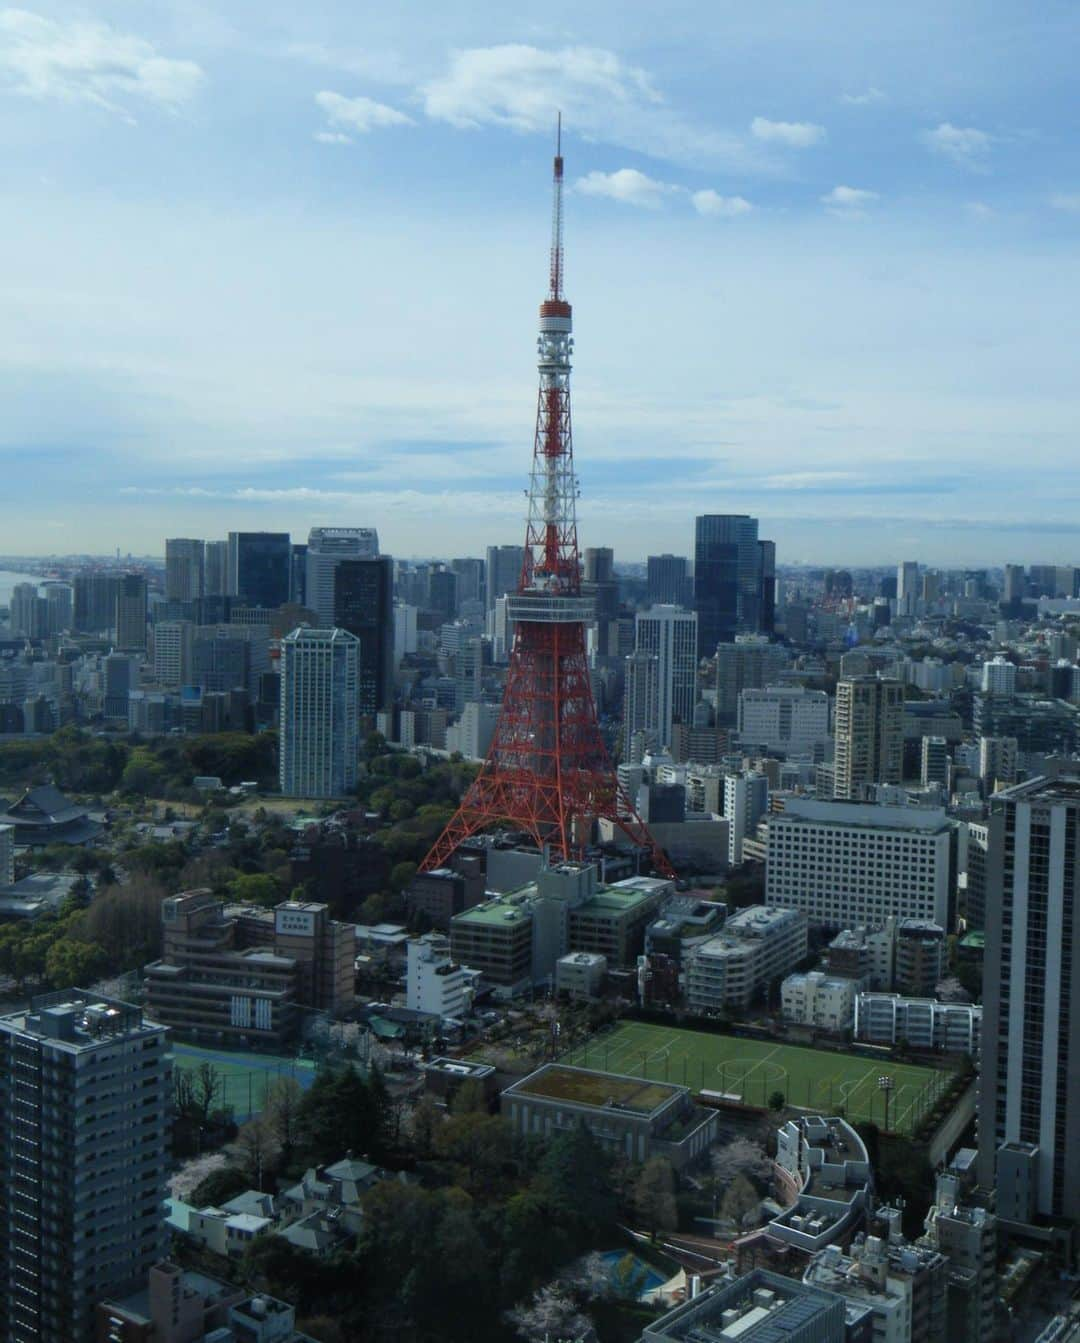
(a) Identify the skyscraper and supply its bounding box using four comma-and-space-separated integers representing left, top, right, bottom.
73, 570, 117, 633
633, 605, 698, 751
164, 537, 205, 602
694, 514, 772, 657
279, 627, 360, 797
647, 554, 690, 607
227, 532, 291, 609
622, 649, 660, 758
114, 573, 147, 650
979, 776, 1080, 1222
833, 676, 903, 801
334, 556, 395, 720
305, 527, 379, 625
153, 620, 194, 688
485, 544, 525, 613
897, 560, 920, 616
451, 557, 486, 606
203, 539, 229, 597
0, 991, 170, 1343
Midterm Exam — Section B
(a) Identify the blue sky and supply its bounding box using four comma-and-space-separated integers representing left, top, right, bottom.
1, 1, 1078, 565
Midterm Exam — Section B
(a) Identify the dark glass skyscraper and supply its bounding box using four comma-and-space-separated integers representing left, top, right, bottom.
334, 556, 394, 721
693, 514, 764, 656
227, 532, 291, 609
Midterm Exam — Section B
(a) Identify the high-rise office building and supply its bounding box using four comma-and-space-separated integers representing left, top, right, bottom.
758, 539, 776, 635
290, 542, 308, 606
737, 685, 830, 756
227, 532, 291, 609
279, 627, 360, 797
724, 770, 768, 866
0, 991, 170, 1343
203, 539, 229, 597
694, 514, 773, 656
427, 566, 458, 621
9, 584, 43, 638
646, 554, 690, 607
485, 544, 525, 612
334, 556, 394, 720
633, 605, 698, 750
114, 573, 147, 651
584, 546, 614, 583
981, 655, 1016, 697
73, 570, 117, 633
305, 527, 379, 626
622, 650, 660, 758
715, 635, 790, 725
979, 776, 1080, 1223
897, 560, 920, 616
153, 620, 194, 689
43, 582, 72, 634
164, 538, 204, 602
1002, 564, 1026, 605
451, 557, 486, 606
833, 676, 903, 801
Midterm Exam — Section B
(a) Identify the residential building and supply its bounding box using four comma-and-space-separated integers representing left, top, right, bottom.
978, 735, 1017, 791
227, 532, 291, 609
855, 994, 981, 1054
73, 569, 117, 632
95, 1260, 246, 1343
918, 1171, 998, 1343
738, 685, 831, 757
622, 649, 660, 758
961, 821, 989, 929
406, 933, 468, 1017
895, 919, 945, 996
115, 572, 148, 650
833, 676, 903, 801
0, 992, 170, 1343
805, 1241, 909, 1343
766, 800, 953, 928
715, 636, 790, 724
684, 906, 808, 1013
333, 556, 394, 719
305, 526, 379, 625
724, 770, 769, 866
980, 655, 1016, 697
978, 775, 1080, 1221
502, 1064, 717, 1170
821, 922, 897, 989
920, 735, 949, 788
634, 605, 698, 749
153, 620, 194, 689
781, 971, 856, 1031
694, 513, 772, 656
640, 1269, 847, 1343
165, 538, 205, 602
646, 553, 690, 608
279, 626, 360, 798
144, 891, 353, 1045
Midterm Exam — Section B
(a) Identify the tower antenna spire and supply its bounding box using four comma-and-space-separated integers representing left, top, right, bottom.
550, 112, 564, 302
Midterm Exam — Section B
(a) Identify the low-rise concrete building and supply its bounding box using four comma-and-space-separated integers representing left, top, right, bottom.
894, 919, 945, 997
555, 951, 607, 999
639, 1269, 847, 1343
684, 905, 808, 1013
502, 1063, 717, 1170
854, 993, 981, 1055
405, 933, 468, 1017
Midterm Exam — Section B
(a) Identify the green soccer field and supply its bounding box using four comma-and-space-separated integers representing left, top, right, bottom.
561, 1020, 953, 1136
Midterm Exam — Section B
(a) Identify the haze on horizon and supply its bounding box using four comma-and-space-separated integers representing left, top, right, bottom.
1, 1, 1078, 567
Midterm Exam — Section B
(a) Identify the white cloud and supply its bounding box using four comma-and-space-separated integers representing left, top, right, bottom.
751, 116, 826, 147
315, 90, 414, 134
841, 88, 885, 106
691, 190, 752, 217
821, 185, 879, 214
1049, 192, 1080, 213
923, 122, 992, 170
575, 168, 675, 208
0, 9, 203, 112
314, 131, 352, 145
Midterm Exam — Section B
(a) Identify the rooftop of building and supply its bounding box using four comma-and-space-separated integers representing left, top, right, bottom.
0, 989, 158, 1048
424, 1056, 496, 1080
451, 894, 534, 927
643, 1269, 843, 1342
778, 798, 951, 832
504, 1063, 682, 1115
994, 774, 1080, 806
726, 904, 803, 934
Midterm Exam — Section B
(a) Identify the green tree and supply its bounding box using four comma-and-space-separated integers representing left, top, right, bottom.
768, 1090, 786, 1111
228, 873, 282, 907
632, 1156, 678, 1237
44, 938, 107, 990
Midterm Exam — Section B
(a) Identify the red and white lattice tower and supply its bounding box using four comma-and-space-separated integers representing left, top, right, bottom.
421, 122, 674, 877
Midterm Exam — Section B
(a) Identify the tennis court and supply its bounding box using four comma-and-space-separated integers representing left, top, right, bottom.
562, 1020, 953, 1136
172, 1043, 317, 1121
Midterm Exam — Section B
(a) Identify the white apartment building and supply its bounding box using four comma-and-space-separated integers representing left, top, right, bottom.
685, 905, 807, 1013
978, 735, 1017, 790
765, 799, 953, 928
279, 627, 360, 798
305, 527, 379, 626
622, 650, 661, 758
855, 993, 981, 1055
633, 605, 698, 751
738, 686, 831, 756
980, 656, 1016, 697
724, 771, 769, 866
781, 971, 856, 1031
446, 701, 499, 762
406, 934, 468, 1018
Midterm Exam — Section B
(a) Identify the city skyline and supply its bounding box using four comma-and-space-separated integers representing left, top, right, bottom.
2, 2, 1079, 563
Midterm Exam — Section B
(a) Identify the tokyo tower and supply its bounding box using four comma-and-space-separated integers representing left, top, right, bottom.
421, 122, 674, 878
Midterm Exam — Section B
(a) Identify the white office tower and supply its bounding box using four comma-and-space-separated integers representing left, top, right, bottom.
406, 933, 468, 1017
305, 527, 379, 625
279, 627, 360, 798
0, 992, 170, 1343
623, 650, 660, 759
833, 676, 903, 801
766, 799, 953, 927
447, 701, 499, 761
724, 771, 768, 866
164, 538, 205, 602
979, 777, 1080, 1223
980, 655, 1016, 697
152, 620, 194, 688
897, 560, 920, 616
978, 735, 1018, 791
633, 605, 698, 750
394, 602, 418, 662
737, 685, 831, 756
